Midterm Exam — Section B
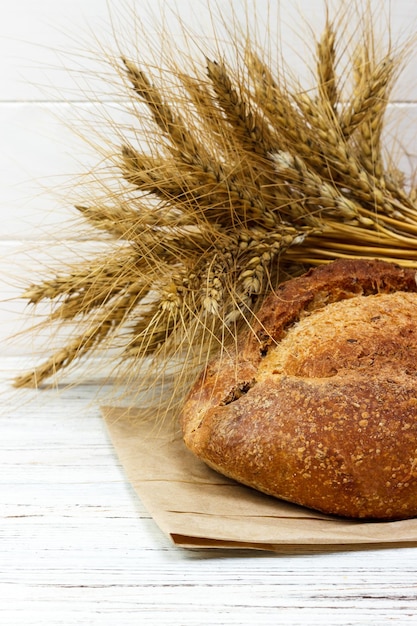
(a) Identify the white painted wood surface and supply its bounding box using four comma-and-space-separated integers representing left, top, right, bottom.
2, 1, 417, 623
2, 361, 417, 624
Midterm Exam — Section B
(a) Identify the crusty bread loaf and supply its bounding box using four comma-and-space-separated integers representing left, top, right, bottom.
180, 259, 417, 519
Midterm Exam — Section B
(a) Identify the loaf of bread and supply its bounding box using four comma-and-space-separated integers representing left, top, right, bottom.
180, 259, 417, 519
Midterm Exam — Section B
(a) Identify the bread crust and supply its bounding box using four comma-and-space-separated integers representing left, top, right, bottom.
180, 259, 417, 519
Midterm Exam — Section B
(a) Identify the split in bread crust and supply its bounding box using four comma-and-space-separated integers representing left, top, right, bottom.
181, 259, 417, 520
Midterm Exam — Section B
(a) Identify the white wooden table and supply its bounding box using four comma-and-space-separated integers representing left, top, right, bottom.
1, 358, 417, 626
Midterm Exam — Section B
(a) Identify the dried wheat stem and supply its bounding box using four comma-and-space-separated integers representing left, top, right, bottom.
294, 92, 378, 189
76, 201, 197, 242
120, 111, 281, 230
120, 144, 236, 227
285, 242, 417, 266
206, 58, 274, 155
271, 150, 374, 225
120, 146, 201, 203
14, 283, 144, 388
352, 46, 385, 180
75, 203, 144, 238
22, 247, 137, 303
226, 227, 314, 323
122, 58, 204, 165
293, 110, 410, 221
359, 208, 417, 238
245, 51, 316, 162
342, 56, 394, 138
181, 75, 233, 148
50, 278, 149, 323
319, 219, 417, 245
317, 19, 338, 114
308, 241, 417, 260
296, 92, 335, 141
125, 303, 180, 358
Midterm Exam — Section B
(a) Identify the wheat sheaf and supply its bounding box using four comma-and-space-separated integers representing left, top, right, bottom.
15, 1, 417, 417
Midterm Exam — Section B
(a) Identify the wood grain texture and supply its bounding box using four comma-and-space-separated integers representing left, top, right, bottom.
1, 358, 417, 625
1, 0, 417, 102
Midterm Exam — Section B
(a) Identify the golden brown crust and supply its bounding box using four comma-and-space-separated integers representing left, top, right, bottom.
181, 259, 417, 520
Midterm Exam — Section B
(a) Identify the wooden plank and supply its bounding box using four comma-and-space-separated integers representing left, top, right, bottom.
0, 240, 112, 356
1, 361, 417, 625
2, 0, 417, 101
0, 101, 134, 240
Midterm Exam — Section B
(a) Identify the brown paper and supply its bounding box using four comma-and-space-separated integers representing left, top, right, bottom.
101, 406, 417, 552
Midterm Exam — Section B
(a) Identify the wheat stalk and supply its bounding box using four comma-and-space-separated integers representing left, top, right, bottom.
316, 17, 338, 114
15, 1, 417, 417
